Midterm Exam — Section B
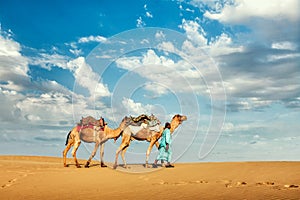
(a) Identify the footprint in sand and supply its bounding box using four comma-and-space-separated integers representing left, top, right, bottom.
236, 181, 247, 186
1, 171, 34, 189
284, 184, 299, 189
256, 181, 275, 186
174, 180, 208, 185
255, 182, 299, 190
218, 180, 247, 188
1, 178, 17, 189
158, 180, 168, 185
271, 184, 299, 190
188, 180, 208, 184
174, 181, 188, 186
217, 180, 233, 188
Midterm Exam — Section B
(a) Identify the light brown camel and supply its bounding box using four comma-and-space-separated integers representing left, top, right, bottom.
113, 114, 187, 169
63, 116, 130, 168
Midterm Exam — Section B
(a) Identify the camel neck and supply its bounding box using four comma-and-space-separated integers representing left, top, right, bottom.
170, 121, 179, 133
105, 126, 122, 138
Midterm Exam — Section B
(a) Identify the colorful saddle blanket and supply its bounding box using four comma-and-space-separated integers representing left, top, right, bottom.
76, 124, 104, 132
128, 114, 160, 127
77, 116, 105, 132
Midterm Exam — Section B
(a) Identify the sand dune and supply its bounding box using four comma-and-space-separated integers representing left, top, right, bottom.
0, 156, 299, 199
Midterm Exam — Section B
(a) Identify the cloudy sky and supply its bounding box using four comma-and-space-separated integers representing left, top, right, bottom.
0, 0, 299, 163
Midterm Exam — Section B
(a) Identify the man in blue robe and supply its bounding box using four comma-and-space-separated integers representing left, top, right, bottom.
153, 122, 174, 168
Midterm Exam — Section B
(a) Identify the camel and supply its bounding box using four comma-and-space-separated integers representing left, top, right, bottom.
113, 114, 187, 169
63, 116, 130, 168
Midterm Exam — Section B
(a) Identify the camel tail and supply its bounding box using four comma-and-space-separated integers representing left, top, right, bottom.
65, 131, 71, 146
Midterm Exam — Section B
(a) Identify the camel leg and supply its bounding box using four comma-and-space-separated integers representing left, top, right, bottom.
121, 141, 131, 169
71, 140, 81, 168
99, 143, 107, 167
113, 135, 130, 169
155, 141, 160, 148
145, 140, 157, 168
85, 142, 100, 168
62, 141, 73, 167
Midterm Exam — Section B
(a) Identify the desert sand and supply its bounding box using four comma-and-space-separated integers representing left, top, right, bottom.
0, 156, 299, 200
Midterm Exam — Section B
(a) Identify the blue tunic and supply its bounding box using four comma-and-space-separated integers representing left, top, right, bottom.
156, 128, 172, 162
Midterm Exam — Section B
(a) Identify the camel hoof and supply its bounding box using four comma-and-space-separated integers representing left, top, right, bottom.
76, 165, 81, 168
63, 164, 69, 167
84, 161, 90, 168
101, 163, 107, 168
113, 164, 117, 169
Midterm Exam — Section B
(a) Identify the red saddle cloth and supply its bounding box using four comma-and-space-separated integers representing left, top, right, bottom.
76, 124, 104, 132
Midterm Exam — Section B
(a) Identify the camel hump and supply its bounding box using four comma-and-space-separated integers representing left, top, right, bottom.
130, 114, 151, 122
78, 116, 102, 127
129, 114, 160, 127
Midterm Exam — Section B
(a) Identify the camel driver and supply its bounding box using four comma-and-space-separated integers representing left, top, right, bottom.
153, 122, 174, 168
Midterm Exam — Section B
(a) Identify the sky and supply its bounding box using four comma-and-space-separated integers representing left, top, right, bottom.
0, 0, 299, 164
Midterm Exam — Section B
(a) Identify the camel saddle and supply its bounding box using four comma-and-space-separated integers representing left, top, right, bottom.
129, 124, 160, 135
129, 114, 160, 127
77, 116, 104, 132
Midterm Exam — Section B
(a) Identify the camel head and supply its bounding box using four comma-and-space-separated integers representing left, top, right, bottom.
120, 116, 131, 131
170, 114, 187, 133
98, 117, 106, 127
112, 116, 132, 143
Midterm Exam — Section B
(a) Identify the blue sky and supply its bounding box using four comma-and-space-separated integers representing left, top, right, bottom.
0, 0, 299, 163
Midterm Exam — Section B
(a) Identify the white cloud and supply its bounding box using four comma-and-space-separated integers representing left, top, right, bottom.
155, 31, 166, 40
116, 49, 206, 96
16, 92, 72, 122
122, 97, 154, 115
0, 34, 29, 78
0, 32, 32, 96
179, 19, 207, 46
222, 122, 235, 132
69, 48, 83, 56
67, 57, 111, 98
177, 14, 299, 108
144, 82, 169, 97
271, 41, 297, 51
0, 84, 77, 126
186, 8, 195, 13
180, 20, 243, 57
38, 79, 72, 95
208, 33, 244, 56
267, 53, 300, 62
136, 16, 146, 28
142, 49, 175, 66
204, 0, 300, 23
78, 35, 107, 43
227, 99, 272, 112
115, 56, 142, 71
157, 42, 178, 56
29, 53, 69, 70
0, 36, 21, 57
146, 11, 153, 18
